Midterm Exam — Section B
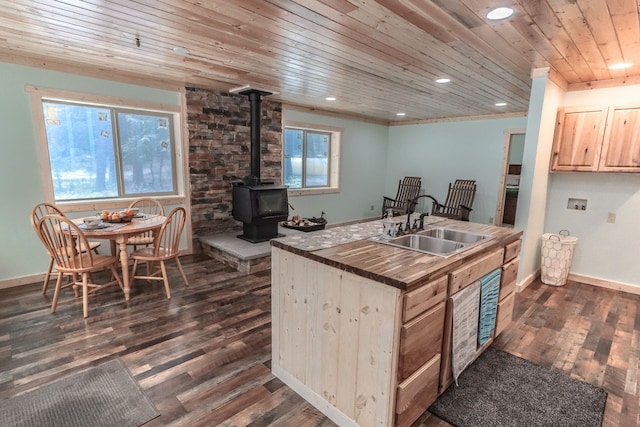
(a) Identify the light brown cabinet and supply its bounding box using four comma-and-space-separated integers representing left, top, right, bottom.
395, 275, 447, 427
551, 104, 640, 172
271, 222, 523, 427
599, 105, 640, 172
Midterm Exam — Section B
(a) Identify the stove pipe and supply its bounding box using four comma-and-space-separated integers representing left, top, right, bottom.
238, 89, 272, 186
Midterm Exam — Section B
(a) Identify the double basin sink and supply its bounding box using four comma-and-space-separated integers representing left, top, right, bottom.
372, 226, 491, 257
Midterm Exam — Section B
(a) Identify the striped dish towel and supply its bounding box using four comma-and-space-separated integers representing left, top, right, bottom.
450, 281, 481, 385
477, 268, 502, 347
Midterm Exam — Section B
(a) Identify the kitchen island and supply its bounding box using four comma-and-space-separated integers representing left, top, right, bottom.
270, 215, 522, 427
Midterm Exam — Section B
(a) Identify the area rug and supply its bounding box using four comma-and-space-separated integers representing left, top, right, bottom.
429, 346, 607, 427
0, 359, 159, 427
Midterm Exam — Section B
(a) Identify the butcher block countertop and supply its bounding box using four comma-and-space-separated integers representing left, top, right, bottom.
271, 214, 523, 292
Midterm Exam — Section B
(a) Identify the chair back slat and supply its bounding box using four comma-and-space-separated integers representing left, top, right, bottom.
393, 177, 422, 209
128, 198, 164, 216
31, 203, 64, 230
154, 207, 186, 257
38, 215, 94, 271
432, 179, 477, 220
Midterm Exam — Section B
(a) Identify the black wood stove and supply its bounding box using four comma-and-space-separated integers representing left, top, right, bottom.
231, 89, 289, 242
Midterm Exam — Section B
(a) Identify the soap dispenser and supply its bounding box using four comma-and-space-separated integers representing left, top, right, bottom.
382, 209, 395, 238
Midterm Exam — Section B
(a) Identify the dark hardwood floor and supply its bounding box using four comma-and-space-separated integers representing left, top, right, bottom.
0, 254, 638, 426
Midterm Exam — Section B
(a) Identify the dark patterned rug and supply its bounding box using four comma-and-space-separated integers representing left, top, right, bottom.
429, 346, 607, 427
0, 359, 159, 427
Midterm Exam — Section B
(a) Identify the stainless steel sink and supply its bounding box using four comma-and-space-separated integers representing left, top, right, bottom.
419, 227, 488, 244
370, 226, 491, 257
372, 234, 465, 257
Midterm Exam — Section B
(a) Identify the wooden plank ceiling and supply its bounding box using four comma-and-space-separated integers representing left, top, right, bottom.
1, 0, 638, 123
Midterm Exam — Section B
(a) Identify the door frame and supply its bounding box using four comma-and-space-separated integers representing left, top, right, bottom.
495, 128, 526, 226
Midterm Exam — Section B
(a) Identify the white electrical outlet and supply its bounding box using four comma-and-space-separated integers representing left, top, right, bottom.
607, 212, 616, 223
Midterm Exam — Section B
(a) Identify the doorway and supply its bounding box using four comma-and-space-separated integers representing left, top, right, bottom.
495, 129, 525, 227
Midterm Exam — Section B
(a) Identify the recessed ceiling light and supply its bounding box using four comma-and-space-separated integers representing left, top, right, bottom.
396, 112, 406, 116
608, 62, 632, 70
495, 102, 507, 107
325, 97, 336, 101
486, 7, 514, 21
435, 78, 451, 84
173, 47, 190, 55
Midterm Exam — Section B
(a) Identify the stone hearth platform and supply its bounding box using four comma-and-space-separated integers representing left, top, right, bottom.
199, 225, 306, 274
199, 216, 432, 274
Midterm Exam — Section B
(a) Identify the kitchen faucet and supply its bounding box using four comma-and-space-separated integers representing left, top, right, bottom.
407, 194, 440, 231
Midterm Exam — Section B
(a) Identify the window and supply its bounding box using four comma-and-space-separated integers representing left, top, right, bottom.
283, 124, 341, 194
28, 86, 184, 205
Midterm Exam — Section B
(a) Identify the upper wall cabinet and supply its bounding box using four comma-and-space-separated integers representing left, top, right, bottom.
551, 105, 640, 173
599, 105, 640, 172
550, 106, 608, 172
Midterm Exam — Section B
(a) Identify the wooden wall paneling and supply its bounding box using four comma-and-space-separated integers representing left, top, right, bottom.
290, 255, 310, 383
305, 258, 323, 392
515, 0, 595, 82
335, 270, 362, 419
546, 0, 611, 78
606, 0, 640, 71
576, 0, 625, 76
354, 275, 402, 426
318, 262, 343, 407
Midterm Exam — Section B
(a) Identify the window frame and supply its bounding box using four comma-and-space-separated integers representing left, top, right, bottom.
283, 121, 342, 196
27, 85, 188, 211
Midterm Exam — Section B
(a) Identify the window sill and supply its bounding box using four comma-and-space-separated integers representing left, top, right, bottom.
288, 187, 340, 197
54, 195, 187, 213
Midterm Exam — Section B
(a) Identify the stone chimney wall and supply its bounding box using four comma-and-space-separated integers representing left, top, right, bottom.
185, 87, 283, 251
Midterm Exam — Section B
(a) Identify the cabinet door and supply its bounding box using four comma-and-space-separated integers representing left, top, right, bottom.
550, 106, 608, 172
599, 105, 640, 172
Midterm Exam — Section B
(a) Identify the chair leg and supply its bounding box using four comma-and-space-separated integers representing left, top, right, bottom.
130, 259, 139, 289
175, 256, 189, 287
42, 257, 55, 294
51, 272, 64, 313
82, 273, 89, 318
109, 264, 124, 292
160, 261, 171, 299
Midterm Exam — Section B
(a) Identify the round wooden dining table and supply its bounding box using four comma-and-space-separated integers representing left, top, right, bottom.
73, 215, 165, 300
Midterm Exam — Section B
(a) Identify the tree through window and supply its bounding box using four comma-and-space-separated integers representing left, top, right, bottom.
42, 101, 177, 201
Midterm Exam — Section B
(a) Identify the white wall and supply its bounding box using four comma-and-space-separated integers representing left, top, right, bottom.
386, 116, 528, 223
509, 134, 525, 164
516, 75, 564, 286
543, 83, 640, 289
0, 62, 182, 285
283, 109, 389, 223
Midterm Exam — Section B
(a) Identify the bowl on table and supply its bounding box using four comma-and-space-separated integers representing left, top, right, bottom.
83, 217, 103, 229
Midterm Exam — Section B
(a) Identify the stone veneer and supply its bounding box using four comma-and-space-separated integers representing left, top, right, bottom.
185, 87, 283, 252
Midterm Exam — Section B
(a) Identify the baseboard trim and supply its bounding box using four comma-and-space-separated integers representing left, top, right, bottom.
516, 268, 540, 293
0, 274, 42, 290
568, 273, 640, 296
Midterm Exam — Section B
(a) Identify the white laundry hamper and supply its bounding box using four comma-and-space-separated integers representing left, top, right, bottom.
540, 230, 577, 286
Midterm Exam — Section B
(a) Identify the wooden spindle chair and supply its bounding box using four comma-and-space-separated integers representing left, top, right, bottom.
31, 202, 102, 294
431, 179, 477, 221
37, 214, 124, 318
381, 176, 422, 217
129, 207, 188, 299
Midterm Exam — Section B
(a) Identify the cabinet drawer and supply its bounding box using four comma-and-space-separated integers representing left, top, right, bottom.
500, 257, 518, 301
398, 302, 445, 381
449, 248, 504, 294
496, 291, 515, 336
403, 275, 447, 323
504, 239, 521, 263
395, 354, 441, 427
